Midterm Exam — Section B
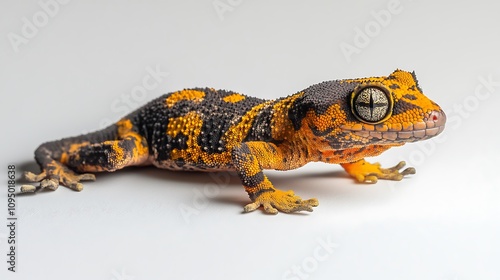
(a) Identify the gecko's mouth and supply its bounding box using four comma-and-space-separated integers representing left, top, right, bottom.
341, 110, 446, 142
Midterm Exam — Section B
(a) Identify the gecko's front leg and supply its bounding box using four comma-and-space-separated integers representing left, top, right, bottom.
231, 141, 318, 214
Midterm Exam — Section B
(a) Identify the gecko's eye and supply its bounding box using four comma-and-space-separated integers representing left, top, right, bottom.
351, 86, 393, 124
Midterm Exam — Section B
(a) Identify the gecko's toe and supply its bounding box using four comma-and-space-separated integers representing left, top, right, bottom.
20, 185, 37, 193
68, 182, 84, 192
24, 171, 47, 182
77, 173, 96, 181
40, 178, 59, 191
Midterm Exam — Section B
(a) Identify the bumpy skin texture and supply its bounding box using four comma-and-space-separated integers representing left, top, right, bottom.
24, 69, 446, 214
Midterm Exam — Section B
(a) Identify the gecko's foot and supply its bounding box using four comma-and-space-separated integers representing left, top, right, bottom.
343, 160, 415, 184
22, 161, 95, 193
244, 189, 319, 214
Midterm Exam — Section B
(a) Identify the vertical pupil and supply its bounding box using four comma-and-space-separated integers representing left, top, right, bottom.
369, 92, 374, 117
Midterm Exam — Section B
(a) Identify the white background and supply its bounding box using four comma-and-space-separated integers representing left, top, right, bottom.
1, 0, 499, 279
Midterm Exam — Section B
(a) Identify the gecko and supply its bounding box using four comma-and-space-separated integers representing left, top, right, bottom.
22, 69, 446, 214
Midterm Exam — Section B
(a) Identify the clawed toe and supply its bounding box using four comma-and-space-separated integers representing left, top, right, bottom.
263, 203, 279, 215
24, 171, 47, 182
401, 167, 416, 176
20, 185, 37, 193
77, 173, 96, 181
41, 178, 59, 191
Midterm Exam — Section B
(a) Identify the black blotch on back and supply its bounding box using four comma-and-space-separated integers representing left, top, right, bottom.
244, 103, 274, 142
199, 115, 231, 153
171, 133, 188, 150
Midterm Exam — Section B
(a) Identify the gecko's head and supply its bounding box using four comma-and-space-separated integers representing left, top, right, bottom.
293, 69, 446, 148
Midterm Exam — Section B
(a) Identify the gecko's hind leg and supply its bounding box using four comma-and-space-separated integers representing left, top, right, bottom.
22, 134, 149, 193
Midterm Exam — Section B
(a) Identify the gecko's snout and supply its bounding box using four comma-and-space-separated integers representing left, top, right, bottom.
424, 109, 446, 137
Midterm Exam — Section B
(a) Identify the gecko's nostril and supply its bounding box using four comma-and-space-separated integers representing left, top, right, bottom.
425, 110, 446, 137
428, 110, 446, 125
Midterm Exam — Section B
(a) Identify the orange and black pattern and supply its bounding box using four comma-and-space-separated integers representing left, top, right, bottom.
24, 69, 446, 214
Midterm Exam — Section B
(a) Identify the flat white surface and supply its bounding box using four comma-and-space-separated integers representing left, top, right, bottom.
1, 0, 499, 279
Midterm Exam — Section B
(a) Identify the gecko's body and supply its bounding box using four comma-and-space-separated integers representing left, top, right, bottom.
24, 70, 446, 214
